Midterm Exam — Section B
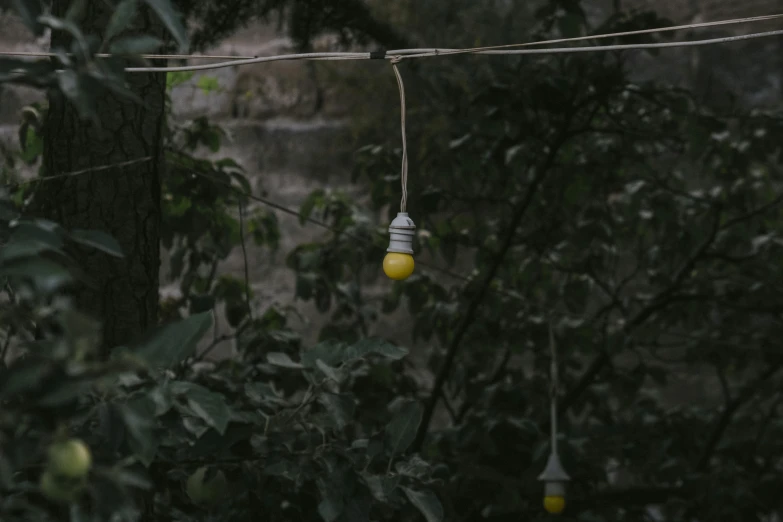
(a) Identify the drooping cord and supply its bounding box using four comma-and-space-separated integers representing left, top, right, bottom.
391, 57, 408, 213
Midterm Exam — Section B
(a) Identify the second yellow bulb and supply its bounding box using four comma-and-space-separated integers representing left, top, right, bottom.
544, 495, 565, 514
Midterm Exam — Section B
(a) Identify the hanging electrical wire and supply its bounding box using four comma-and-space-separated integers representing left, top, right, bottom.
382, 56, 417, 282
538, 322, 571, 515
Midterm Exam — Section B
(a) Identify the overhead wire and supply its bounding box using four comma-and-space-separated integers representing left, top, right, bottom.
424, 12, 783, 55
0, 13, 781, 72
122, 28, 783, 73
391, 29, 783, 58
8, 157, 154, 186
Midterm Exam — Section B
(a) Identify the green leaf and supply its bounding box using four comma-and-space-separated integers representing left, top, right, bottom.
300, 338, 408, 369
1, 239, 57, 262
362, 473, 400, 502
318, 393, 355, 429
345, 338, 408, 361
0, 258, 72, 288
0, 57, 55, 86
299, 189, 325, 225
299, 341, 345, 368
119, 397, 158, 466
143, 0, 188, 52
109, 35, 164, 55
196, 75, 220, 93
317, 497, 343, 522
295, 273, 315, 300
20, 125, 43, 163
37, 380, 94, 407
244, 382, 283, 405
10, 0, 44, 35
402, 488, 444, 522
207, 132, 220, 152
314, 359, 344, 383
171, 381, 231, 435
189, 423, 254, 457
266, 352, 304, 369
0, 359, 51, 398
104, 0, 138, 42
131, 312, 212, 369
102, 468, 152, 490
339, 495, 372, 522
395, 455, 433, 478
263, 456, 300, 478
10, 220, 64, 248
384, 400, 423, 456
69, 229, 124, 257
189, 294, 215, 314
166, 71, 194, 89
39, 15, 87, 48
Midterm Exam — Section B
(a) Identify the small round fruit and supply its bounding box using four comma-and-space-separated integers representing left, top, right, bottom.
47, 439, 92, 478
186, 467, 229, 506
39, 470, 84, 504
383, 252, 414, 280
543, 495, 565, 514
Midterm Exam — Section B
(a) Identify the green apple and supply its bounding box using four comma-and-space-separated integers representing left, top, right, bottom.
186, 467, 229, 505
47, 439, 92, 478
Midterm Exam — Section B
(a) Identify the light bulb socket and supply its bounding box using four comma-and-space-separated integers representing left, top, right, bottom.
543, 481, 566, 497
538, 452, 570, 482
387, 212, 416, 255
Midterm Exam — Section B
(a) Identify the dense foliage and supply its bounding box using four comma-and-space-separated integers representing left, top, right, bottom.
1, 0, 782, 521
287, 2, 783, 520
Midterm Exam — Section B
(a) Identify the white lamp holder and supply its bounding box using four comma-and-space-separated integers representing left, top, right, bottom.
387, 212, 416, 254
538, 451, 571, 492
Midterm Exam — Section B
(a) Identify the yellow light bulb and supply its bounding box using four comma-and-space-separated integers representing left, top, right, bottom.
383, 252, 414, 280
543, 495, 565, 514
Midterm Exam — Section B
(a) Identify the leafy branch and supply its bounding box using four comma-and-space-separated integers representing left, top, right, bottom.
411, 128, 571, 452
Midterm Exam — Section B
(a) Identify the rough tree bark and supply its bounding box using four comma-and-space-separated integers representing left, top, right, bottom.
39, 0, 166, 352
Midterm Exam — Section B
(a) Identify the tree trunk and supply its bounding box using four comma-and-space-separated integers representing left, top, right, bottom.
39, 0, 166, 352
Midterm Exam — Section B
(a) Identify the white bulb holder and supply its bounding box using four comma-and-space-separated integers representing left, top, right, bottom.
543, 481, 567, 497
538, 452, 570, 483
387, 212, 416, 255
